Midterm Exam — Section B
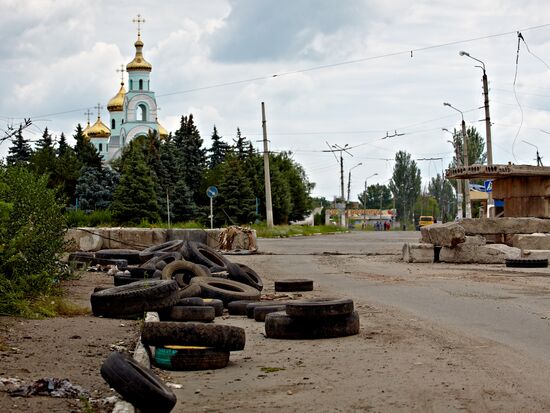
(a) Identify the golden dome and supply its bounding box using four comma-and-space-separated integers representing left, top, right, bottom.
107, 83, 126, 112
126, 36, 152, 72
82, 121, 91, 139
157, 120, 168, 139
87, 117, 111, 139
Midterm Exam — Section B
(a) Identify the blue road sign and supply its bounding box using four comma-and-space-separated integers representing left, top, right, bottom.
206, 186, 218, 198
484, 180, 493, 193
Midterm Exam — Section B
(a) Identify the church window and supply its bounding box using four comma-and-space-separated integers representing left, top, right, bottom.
99, 143, 103, 152
111, 119, 115, 129
130, 79, 133, 90
139, 79, 143, 90
137, 104, 147, 121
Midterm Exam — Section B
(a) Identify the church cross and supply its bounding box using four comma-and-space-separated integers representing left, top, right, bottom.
116, 64, 125, 84
132, 14, 145, 37
95, 103, 103, 118
84, 109, 93, 123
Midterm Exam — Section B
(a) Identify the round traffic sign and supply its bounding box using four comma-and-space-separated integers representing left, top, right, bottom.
206, 186, 218, 198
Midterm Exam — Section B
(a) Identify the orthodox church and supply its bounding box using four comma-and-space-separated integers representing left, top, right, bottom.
83, 15, 168, 162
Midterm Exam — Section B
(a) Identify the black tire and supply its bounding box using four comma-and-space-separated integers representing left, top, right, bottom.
114, 273, 160, 287
227, 300, 260, 315
245, 301, 289, 319
286, 298, 354, 318
141, 252, 183, 270
93, 286, 108, 293
274, 279, 314, 292
127, 267, 157, 278
254, 305, 288, 322
505, 258, 549, 268
167, 306, 215, 322
92, 258, 129, 268
175, 297, 204, 306
154, 346, 229, 371
68, 252, 94, 263
96, 249, 141, 265
100, 351, 176, 413
187, 242, 230, 268
202, 298, 224, 316
91, 280, 179, 318
139, 240, 184, 263
226, 263, 263, 291
176, 284, 202, 299
265, 311, 360, 340
190, 277, 261, 305
141, 321, 246, 351
161, 260, 210, 287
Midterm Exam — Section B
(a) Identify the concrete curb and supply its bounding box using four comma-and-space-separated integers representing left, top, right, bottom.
112, 312, 159, 413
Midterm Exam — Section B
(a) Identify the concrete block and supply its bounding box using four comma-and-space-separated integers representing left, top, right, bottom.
151, 228, 167, 245
79, 232, 103, 251
204, 229, 222, 248
460, 218, 550, 235
463, 235, 486, 245
402, 242, 434, 263
166, 228, 207, 243
521, 250, 550, 260
511, 233, 550, 250
440, 243, 520, 264
420, 222, 465, 247
108, 228, 153, 250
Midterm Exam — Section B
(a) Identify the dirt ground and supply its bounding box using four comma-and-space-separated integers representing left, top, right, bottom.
3, 233, 550, 412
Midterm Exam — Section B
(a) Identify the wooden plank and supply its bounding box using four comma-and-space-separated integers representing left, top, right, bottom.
493, 177, 550, 198
503, 197, 550, 218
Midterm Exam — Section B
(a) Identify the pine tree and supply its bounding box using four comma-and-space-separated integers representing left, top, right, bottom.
57, 132, 69, 156
74, 124, 102, 169
6, 126, 32, 165
389, 151, 421, 224
30, 127, 57, 182
173, 114, 206, 205
233, 128, 249, 160
110, 148, 160, 224
35, 127, 53, 150
217, 156, 256, 225
53, 147, 82, 206
208, 126, 230, 169
75, 167, 119, 210
171, 178, 197, 222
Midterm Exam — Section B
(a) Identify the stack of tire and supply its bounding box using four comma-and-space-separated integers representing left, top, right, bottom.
141, 322, 246, 371
264, 298, 360, 339
89, 240, 263, 319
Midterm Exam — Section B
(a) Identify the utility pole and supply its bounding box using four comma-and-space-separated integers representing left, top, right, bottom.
261, 102, 274, 228
443, 129, 463, 220
460, 119, 472, 219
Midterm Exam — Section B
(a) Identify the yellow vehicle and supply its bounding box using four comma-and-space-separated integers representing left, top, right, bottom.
417, 216, 434, 230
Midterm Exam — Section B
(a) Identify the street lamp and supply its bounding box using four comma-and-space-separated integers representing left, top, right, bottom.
459, 50, 494, 215
443, 102, 472, 218
443, 128, 463, 220
362, 173, 378, 229
347, 162, 363, 202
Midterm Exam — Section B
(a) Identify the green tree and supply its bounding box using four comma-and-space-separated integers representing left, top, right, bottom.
358, 184, 392, 209
74, 124, 102, 169
233, 128, 250, 160
6, 126, 33, 165
0, 167, 67, 316
30, 127, 57, 185
110, 148, 160, 224
450, 126, 486, 167
53, 147, 82, 206
414, 194, 439, 221
75, 167, 119, 210
389, 151, 421, 224
174, 114, 206, 205
171, 178, 197, 222
428, 173, 456, 222
208, 126, 230, 169
57, 132, 69, 156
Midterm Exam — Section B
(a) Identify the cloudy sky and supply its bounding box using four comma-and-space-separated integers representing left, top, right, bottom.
1, 0, 550, 201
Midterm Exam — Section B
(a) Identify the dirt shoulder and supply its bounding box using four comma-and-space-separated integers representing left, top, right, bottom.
0, 271, 140, 413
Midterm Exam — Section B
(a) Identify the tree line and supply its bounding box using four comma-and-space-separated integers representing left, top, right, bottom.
3, 114, 314, 226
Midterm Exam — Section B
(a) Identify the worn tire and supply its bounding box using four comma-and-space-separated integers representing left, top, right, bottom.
100, 351, 176, 413
91, 280, 179, 318
139, 240, 184, 263
141, 252, 183, 270
96, 249, 141, 265
265, 311, 360, 339
141, 321, 245, 351
226, 263, 263, 291
162, 260, 210, 287
246, 301, 289, 319
168, 306, 215, 322
227, 300, 260, 315
202, 298, 224, 316
154, 346, 229, 371
254, 305, 288, 322
286, 298, 354, 318
68, 252, 95, 263
274, 279, 314, 292
187, 242, 230, 268
175, 297, 204, 306
190, 277, 261, 305
505, 258, 549, 268
114, 273, 160, 287
235, 263, 263, 291
176, 284, 202, 299
127, 267, 157, 278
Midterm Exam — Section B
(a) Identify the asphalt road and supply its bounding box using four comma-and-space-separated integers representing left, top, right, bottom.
255, 231, 550, 362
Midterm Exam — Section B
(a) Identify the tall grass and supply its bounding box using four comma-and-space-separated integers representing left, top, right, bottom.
252, 224, 348, 238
